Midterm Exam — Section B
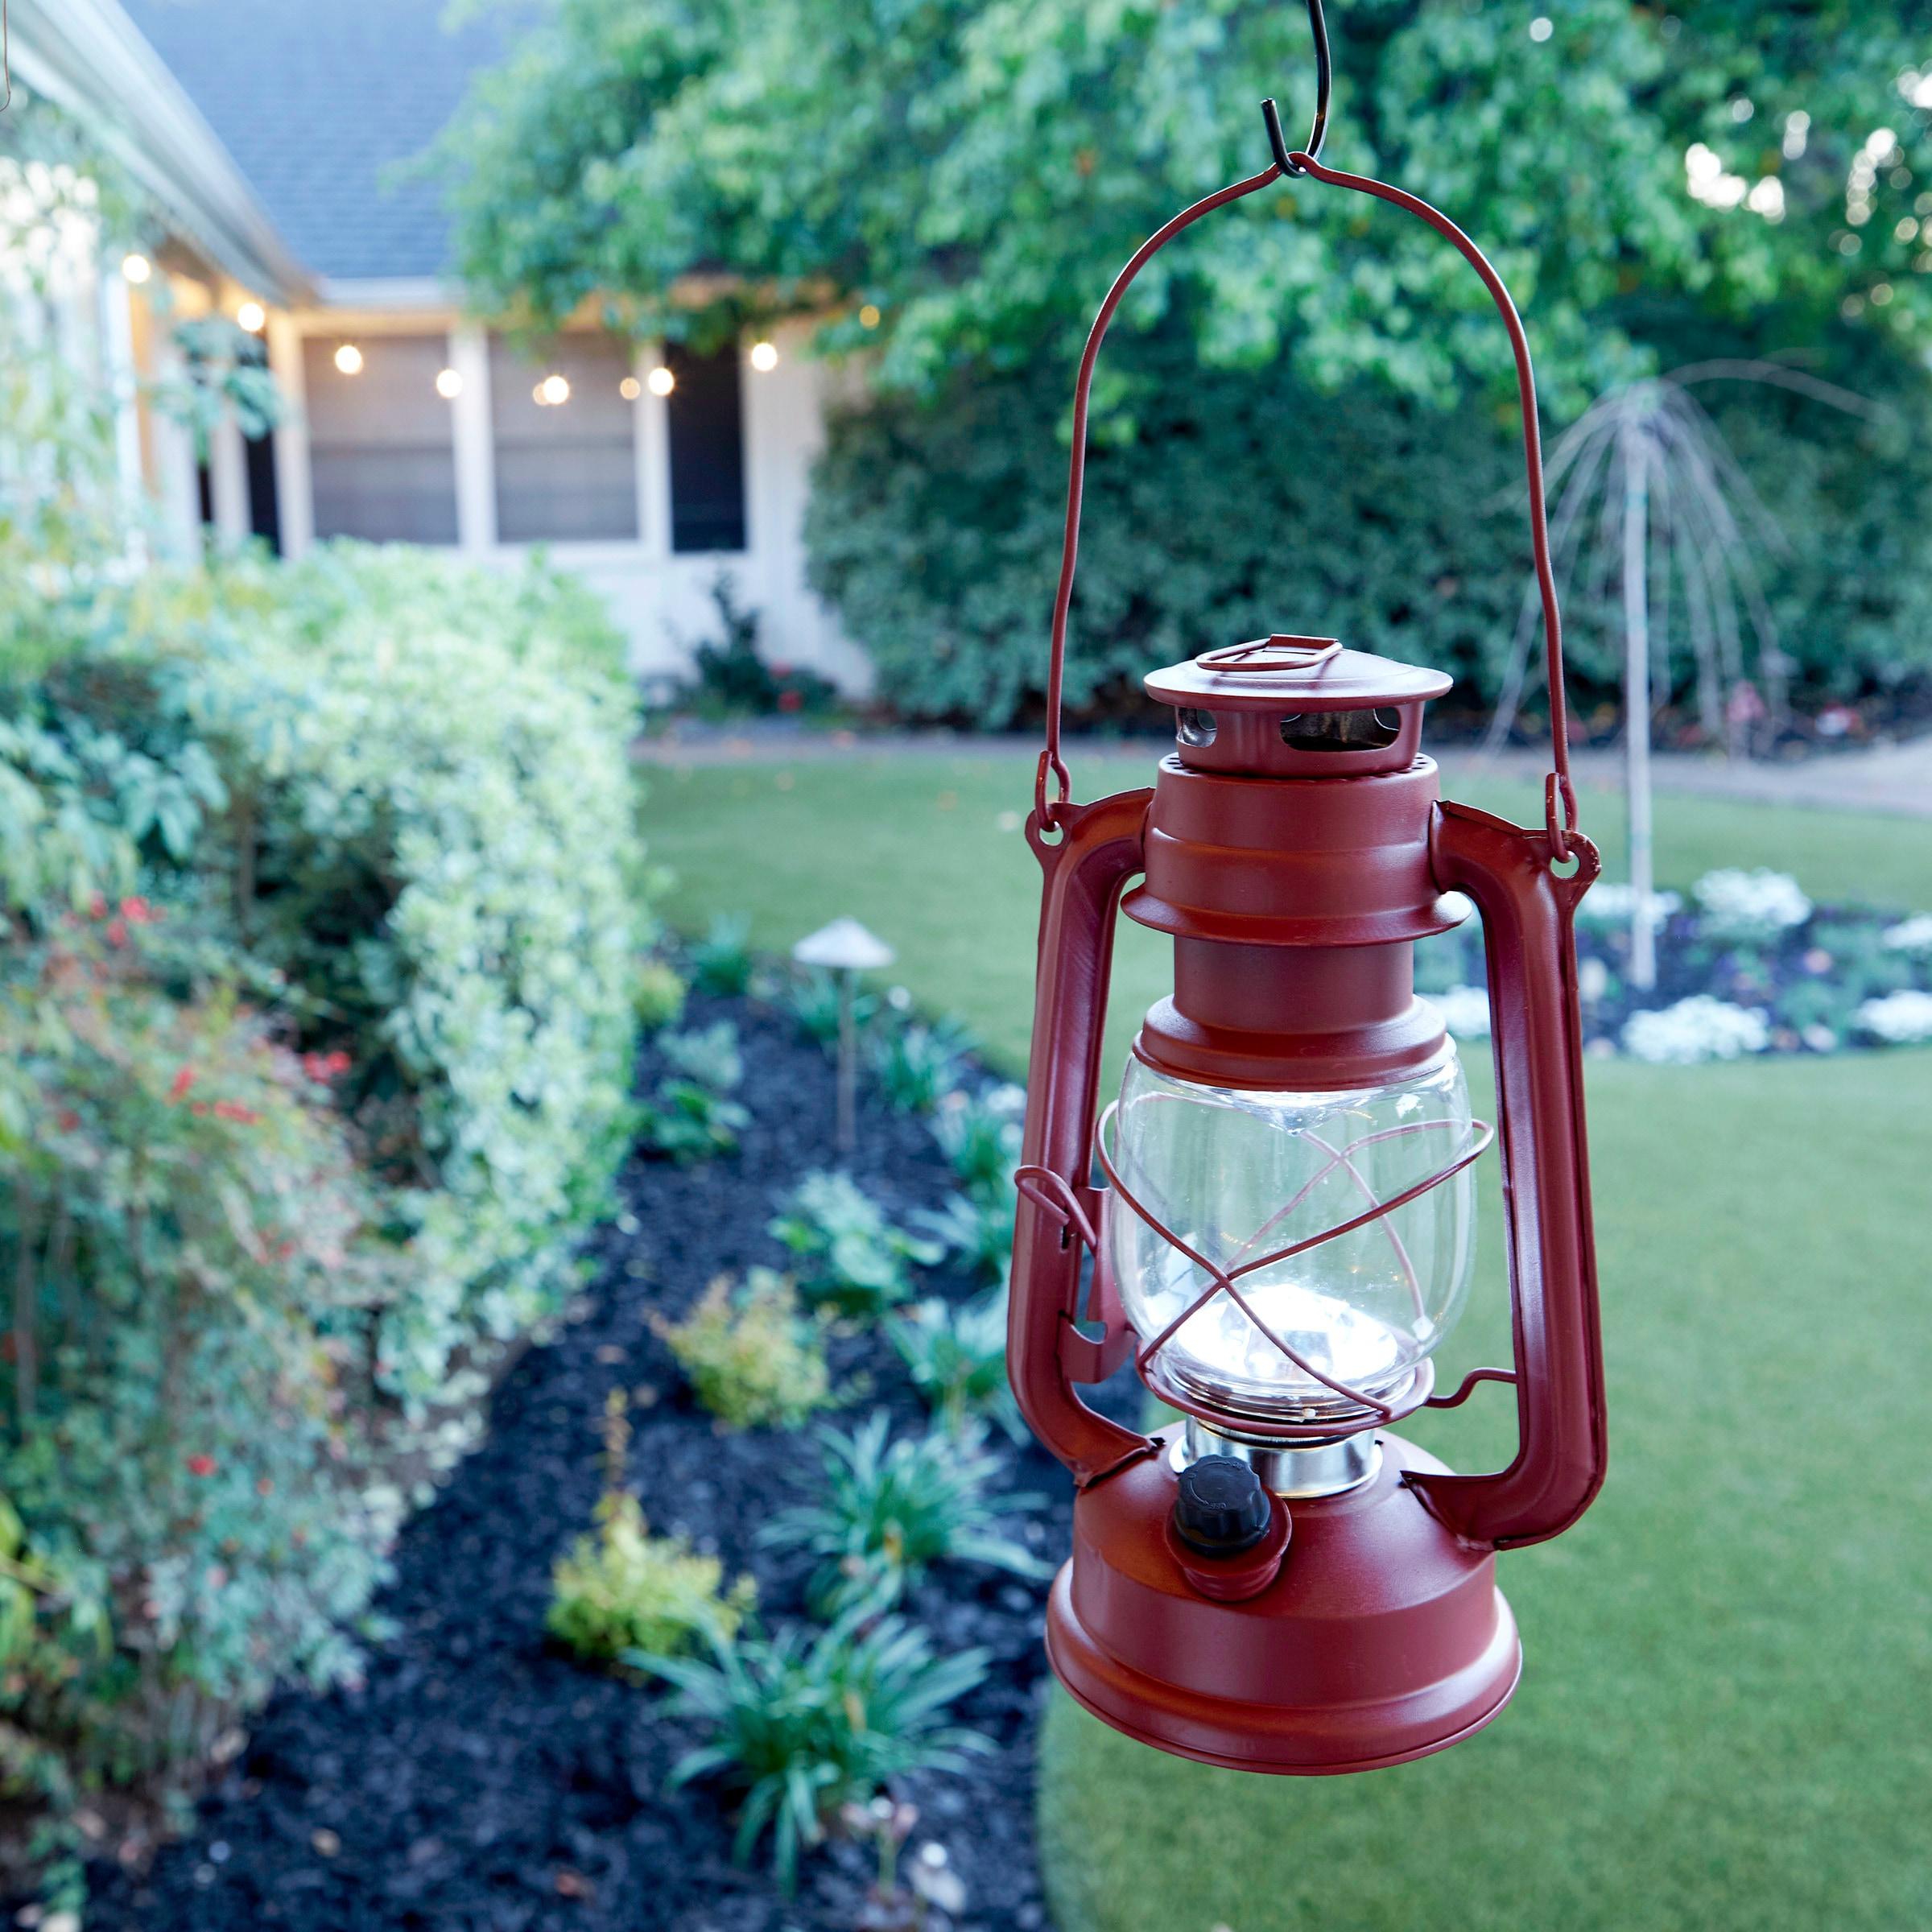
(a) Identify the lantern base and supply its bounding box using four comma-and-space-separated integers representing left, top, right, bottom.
1046, 1433, 1520, 1774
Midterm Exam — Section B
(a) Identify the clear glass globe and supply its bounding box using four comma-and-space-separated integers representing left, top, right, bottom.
1104, 1039, 1478, 1425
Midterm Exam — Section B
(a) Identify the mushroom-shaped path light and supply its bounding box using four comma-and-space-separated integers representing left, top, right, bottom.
792, 919, 896, 1152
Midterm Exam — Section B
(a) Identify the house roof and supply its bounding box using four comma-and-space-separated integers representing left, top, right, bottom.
114, 0, 526, 289
7, 0, 312, 299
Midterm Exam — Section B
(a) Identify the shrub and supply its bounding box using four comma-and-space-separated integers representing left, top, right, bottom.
641, 1613, 989, 1890
659, 1019, 745, 1091
638, 1079, 751, 1162
653, 1269, 835, 1431
0, 538, 646, 1883
101, 543, 646, 1405
759, 1412, 1046, 1616
889, 1294, 1021, 1441
548, 1394, 753, 1666
769, 1171, 943, 1320
634, 959, 689, 1032
551, 1493, 755, 1667
931, 1084, 1024, 1199
872, 1019, 971, 1115
1621, 997, 1772, 1064
1690, 869, 1814, 947
917, 1191, 1014, 1286
691, 913, 755, 996
806, 334, 1932, 729
639, 1020, 751, 1158
0, 910, 410, 1810
786, 967, 878, 1051
683, 576, 840, 720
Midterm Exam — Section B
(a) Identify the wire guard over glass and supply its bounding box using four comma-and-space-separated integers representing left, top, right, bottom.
1096, 1103, 1496, 1432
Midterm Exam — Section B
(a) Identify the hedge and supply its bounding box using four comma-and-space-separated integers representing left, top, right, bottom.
0, 544, 645, 1892
804, 329, 1932, 729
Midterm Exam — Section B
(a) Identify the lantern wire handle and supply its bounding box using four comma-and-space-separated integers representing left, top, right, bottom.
1036, 0, 1580, 861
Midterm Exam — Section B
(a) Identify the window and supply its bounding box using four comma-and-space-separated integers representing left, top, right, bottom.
303, 334, 459, 544
666, 344, 747, 554
490, 335, 639, 543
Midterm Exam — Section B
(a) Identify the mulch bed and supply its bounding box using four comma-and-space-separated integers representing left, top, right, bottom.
85, 992, 1133, 1931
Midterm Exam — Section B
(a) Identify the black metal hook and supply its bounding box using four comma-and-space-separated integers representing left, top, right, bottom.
1262, 0, 1331, 176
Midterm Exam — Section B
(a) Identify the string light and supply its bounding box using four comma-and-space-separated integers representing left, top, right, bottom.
646, 365, 675, 397
236, 299, 266, 333
749, 341, 779, 372
121, 253, 152, 285
619, 375, 642, 400
334, 343, 364, 375
860, 304, 881, 329
535, 372, 571, 406
436, 367, 464, 399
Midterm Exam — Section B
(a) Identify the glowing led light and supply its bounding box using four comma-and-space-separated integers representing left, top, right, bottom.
334, 343, 365, 375
860, 303, 881, 328
646, 365, 675, 397
236, 299, 266, 333
749, 340, 779, 373
121, 253, 152, 285
1528, 15, 1552, 39
1747, 178, 1786, 221
619, 375, 642, 400
436, 367, 464, 399
537, 373, 571, 406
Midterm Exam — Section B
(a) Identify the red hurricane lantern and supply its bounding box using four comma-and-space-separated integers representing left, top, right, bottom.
1007, 41, 1608, 1776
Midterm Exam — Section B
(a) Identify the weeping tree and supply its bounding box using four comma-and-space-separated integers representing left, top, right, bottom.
1487, 363, 1872, 989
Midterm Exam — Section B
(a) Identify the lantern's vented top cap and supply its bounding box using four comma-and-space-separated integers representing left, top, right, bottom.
1147, 635, 1451, 713
1173, 1455, 1273, 1555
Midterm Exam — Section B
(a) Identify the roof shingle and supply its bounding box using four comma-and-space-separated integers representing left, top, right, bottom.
116, 0, 526, 283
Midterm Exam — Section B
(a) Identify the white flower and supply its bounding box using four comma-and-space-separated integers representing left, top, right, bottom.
1691, 869, 1812, 943
1621, 996, 1770, 1064
1432, 985, 1492, 1040
1881, 913, 1932, 956
1577, 883, 1682, 931
1856, 989, 1932, 1045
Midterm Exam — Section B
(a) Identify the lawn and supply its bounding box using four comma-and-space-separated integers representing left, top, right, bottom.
646, 745, 1932, 1932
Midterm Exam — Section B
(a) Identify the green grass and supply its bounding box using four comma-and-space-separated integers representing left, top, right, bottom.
646, 746, 1932, 1932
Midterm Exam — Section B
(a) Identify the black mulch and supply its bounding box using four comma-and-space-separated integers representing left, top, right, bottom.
85, 992, 1137, 1932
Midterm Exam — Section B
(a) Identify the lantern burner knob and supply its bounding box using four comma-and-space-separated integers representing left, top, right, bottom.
1172, 1455, 1274, 1555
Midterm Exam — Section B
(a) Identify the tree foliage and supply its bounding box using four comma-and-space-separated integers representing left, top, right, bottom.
444, 0, 1932, 411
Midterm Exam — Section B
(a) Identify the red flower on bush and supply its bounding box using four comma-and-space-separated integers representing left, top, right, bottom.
105, 919, 129, 948
185, 1453, 217, 1478
168, 1066, 198, 1104
213, 1100, 261, 1125
118, 896, 157, 925
301, 1049, 353, 1083
777, 688, 805, 713
54, 1108, 80, 1131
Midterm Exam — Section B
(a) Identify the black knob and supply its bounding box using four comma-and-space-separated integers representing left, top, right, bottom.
1173, 1455, 1272, 1555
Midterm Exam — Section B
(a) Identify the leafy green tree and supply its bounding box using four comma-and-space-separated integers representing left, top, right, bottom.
444, 0, 1932, 409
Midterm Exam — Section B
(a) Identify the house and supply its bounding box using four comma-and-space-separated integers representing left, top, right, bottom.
5, 0, 865, 691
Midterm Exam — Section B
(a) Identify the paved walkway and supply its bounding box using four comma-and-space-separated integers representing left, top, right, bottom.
638, 723, 1932, 819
